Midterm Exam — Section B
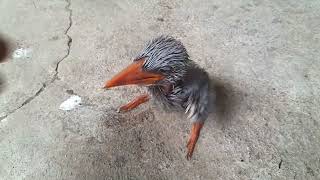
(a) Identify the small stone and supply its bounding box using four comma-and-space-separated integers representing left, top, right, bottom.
66, 89, 74, 94
157, 17, 164, 22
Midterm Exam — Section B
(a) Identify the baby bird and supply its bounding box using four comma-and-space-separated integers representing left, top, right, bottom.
104, 36, 211, 159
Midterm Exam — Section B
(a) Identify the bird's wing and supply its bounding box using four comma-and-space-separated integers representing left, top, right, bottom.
183, 68, 210, 122
185, 82, 209, 122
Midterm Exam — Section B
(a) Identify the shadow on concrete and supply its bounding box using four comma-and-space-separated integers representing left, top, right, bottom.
207, 77, 243, 127
0, 72, 6, 94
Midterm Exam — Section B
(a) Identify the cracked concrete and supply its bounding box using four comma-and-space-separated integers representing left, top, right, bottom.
55, 0, 73, 76
0, 0, 73, 121
1, 0, 320, 179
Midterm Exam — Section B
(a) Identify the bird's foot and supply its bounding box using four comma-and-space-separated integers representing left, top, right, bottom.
116, 106, 127, 113
116, 94, 150, 113
186, 138, 195, 160
117, 104, 132, 113
186, 122, 204, 160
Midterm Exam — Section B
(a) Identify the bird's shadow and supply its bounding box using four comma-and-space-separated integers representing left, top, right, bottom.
0, 72, 6, 94
207, 77, 243, 128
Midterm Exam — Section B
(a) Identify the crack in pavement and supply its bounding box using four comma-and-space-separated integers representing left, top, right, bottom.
278, 159, 283, 169
0, 0, 73, 121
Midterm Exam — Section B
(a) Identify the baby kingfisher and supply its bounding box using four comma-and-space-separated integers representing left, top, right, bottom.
104, 36, 211, 159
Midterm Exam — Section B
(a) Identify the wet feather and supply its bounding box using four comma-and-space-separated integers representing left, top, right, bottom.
135, 35, 211, 122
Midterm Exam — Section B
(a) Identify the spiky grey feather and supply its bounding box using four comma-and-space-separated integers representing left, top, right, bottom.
135, 35, 210, 122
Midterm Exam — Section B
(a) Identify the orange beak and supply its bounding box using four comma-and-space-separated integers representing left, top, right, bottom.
104, 59, 164, 89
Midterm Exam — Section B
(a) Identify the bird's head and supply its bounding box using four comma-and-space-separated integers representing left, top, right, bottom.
104, 36, 190, 89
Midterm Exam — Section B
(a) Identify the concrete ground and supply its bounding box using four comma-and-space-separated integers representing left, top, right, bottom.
0, 0, 320, 179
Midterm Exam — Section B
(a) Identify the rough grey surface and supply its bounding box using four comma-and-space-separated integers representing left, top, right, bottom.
0, 0, 320, 179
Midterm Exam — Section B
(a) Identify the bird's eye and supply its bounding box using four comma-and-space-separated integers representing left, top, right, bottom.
159, 68, 166, 73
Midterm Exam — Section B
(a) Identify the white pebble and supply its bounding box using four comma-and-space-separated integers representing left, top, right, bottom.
12, 48, 32, 59
59, 95, 82, 111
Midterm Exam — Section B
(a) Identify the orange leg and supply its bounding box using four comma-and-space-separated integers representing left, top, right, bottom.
186, 122, 204, 160
117, 94, 150, 113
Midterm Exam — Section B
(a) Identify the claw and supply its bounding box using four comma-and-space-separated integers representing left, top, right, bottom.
117, 104, 130, 113
186, 151, 193, 160
186, 138, 191, 148
116, 94, 149, 113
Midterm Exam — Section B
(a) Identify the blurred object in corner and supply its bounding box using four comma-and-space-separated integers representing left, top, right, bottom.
0, 34, 11, 94
0, 35, 9, 63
